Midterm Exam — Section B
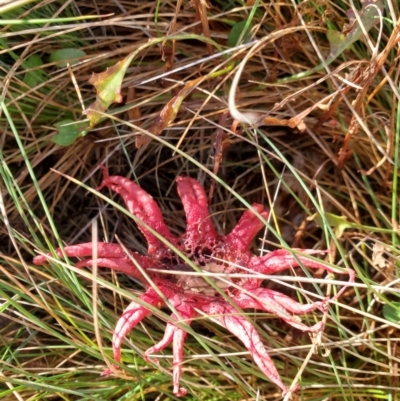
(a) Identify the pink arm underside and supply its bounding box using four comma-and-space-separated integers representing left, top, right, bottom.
110, 286, 175, 363
233, 288, 324, 332
251, 249, 355, 300
33, 242, 156, 278
201, 301, 291, 394
107, 288, 194, 397
144, 299, 196, 397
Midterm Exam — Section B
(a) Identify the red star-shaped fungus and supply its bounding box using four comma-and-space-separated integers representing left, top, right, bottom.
33, 166, 354, 397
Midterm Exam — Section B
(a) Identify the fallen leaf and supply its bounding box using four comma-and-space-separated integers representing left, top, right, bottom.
228, 20, 253, 47
52, 119, 88, 146
49, 48, 87, 68
326, 0, 384, 62
135, 76, 203, 147
83, 53, 134, 127
23, 54, 46, 88
308, 212, 353, 239
372, 243, 387, 269
260, 116, 297, 129
372, 242, 395, 273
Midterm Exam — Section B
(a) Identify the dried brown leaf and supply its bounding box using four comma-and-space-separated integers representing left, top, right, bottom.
136, 76, 203, 148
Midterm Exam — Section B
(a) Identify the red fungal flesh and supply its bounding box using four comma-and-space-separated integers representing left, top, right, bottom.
223, 204, 268, 252
33, 168, 355, 397
176, 176, 218, 245
97, 165, 178, 256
